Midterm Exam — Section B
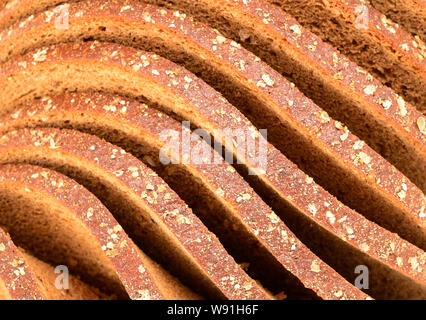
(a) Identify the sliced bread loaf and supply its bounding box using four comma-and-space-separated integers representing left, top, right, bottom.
0, 0, 424, 107
0, 41, 424, 252
0, 227, 111, 300
0, 101, 424, 298
0, 164, 172, 300
0, 1, 424, 227
0, 128, 270, 300
0, 164, 211, 300
263, 0, 425, 108
0, 91, 371, 300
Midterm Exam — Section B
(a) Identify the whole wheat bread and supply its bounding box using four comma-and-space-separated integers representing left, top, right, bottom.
0, 91, 373, 300
0, 128, 270, 300
0, 1, 424, 242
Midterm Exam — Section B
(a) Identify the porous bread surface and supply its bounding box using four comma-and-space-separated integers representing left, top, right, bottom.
263, 0, 426, 109
0, 227, 43, 300
369, 0, 426, 42
0, 0, 424, 301
0, 1, 7, 12
0, 127, 269, 300
0, 164, 164, 300
0, 91, 370, 300
17, 248, 109, 300
136, 0, 426, 187
0, 40, 424, 251
0, 96, 424, 299
0, 0, 423, 249
1, 223, 109, 300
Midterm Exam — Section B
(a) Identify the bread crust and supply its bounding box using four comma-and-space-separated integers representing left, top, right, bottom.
0, 91, 374, 300
0, 127, 270, 300
0, 0, 424, 300
369, 0, 426, 42
0, 0, 423, 248
0, 39, 423, 296
0, 227, 44, 300
0, 164, 166, 300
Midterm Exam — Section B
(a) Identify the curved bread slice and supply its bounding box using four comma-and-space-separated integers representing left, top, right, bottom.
0, 105, 423, 299
0, 128, 269, 300
0, 0, 425, 106
0, 41, 424, 250
263, 0, 426, 108
0, 164, 206, 300
0, 2, 424, 239
1, 1, 425, 171
369, 0, 426, 42
0, 165, 163, 300
139, 1, 426, 158
136, 0, 426, 184
0, 42, 424, 298
0, 227, 110, 300
0, 227, 44, 300
0, 91, 370, 300
0, 1, 7, 12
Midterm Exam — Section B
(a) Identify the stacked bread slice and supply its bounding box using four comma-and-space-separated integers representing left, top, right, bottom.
0, 0, 424, 300
0, 224, 110, 300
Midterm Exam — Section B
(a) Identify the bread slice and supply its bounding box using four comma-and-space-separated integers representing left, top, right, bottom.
136, 0, 425, 185
0, 163, 164, 300
1, 1, 424, 176
1, 0, 425, 106
263, 0, 425, 108
0, 104, 424, 299
0, 2, 424, 220
1, 227, 44, 300
0, 128, 270, 300
0, 227, 112, 300
369, 0, 426, 42
0, 91, 372, 300
0, 40, 424, 249
0, 164, 209, 300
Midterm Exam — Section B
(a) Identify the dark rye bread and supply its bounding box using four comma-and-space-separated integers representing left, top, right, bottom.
0, 3, 424, 251
0, 164, 205, 300
0, 227, 109, 300
0, 41, 424, 251
0, 92, 370, 300
0, 3, 424, 195
137, 0, 426, 176
0, 227, 44, 300
369, 0, 426, 42
0, 55, 424, 297
0, 128, 269, 300
0, 1, 421, 302
0, 1, 425, 109
264, 0, 426, 109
